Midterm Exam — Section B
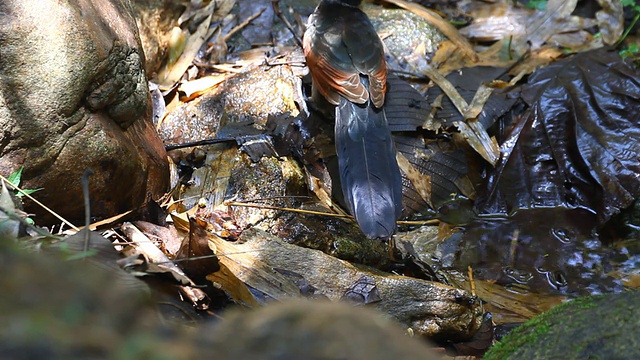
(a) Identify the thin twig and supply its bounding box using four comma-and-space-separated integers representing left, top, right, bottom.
225, 201, 353, 219
81, 168, 94, 254
272, 0, 303, 48
468, 265, 476, 297
165, 138, 235, 151
226, 201, 441, 226
0, 174, 79, 231
397, 219, 440, 226
509, 229, 520, 268
223, 8, 267, 42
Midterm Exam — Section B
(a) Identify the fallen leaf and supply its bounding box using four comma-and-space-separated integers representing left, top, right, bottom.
178, 74, 228, 101
481, 48, 640, 225
208, 233, 301, 300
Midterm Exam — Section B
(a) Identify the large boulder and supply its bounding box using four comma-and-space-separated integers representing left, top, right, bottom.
485, 291, 640, 359
0, 0, 168, 224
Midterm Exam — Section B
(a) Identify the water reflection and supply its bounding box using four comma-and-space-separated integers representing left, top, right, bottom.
440, 208, 635, 296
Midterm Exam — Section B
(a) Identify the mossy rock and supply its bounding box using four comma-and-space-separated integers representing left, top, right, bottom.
485, 291, 640, 359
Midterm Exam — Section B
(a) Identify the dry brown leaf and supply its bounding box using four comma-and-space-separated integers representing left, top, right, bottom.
464, 83, 495, 120
454, 120, 499, 165
460, 0, 606, 56
176, 217, 220, 280
508, 46, 565, 77
121, 223, 193, 283
167, 26, 187, 68
460, 0, 578, 55
517, 0, 578, 52
421, 64, 500, 165
178, 74, 228, 101
207, 263, 260, 308
208, 234, 301, 300
170, 211, 191, 233
596, 0, 624, 45
134, 220, 183, 256
422, 64, 469, 114
120, 222, 210, 308
157, 91, 184, 130
396, 153, 433, 208
458, 2, 532, 42
432, 40, 514, 75
156, 2, 217, 88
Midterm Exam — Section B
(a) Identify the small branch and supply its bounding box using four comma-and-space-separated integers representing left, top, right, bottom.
396, 219, 440, 226
224, 8, 267, 42
0, 174, 79, 231
225, 201, 353, 219
272, 0, 303, 48
226, 201, 442, 226
165, 138, 234, 151
81, 168, 94, 254
468, 265, 476, 297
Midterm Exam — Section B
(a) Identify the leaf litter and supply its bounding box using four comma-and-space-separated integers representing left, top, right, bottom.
8, 0, 640, 357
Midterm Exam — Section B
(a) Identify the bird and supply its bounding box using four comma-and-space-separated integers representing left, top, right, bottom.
303, 0, 403, 239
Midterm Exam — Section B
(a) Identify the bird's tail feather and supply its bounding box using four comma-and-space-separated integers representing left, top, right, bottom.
335, 97, 402, 239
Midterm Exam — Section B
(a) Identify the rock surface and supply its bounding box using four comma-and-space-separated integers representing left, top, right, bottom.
485, 290, 640, 359
209, 300, 441, 360
0, 0, 168, 224
219, 228, 484, 340
1, 236, 441, 360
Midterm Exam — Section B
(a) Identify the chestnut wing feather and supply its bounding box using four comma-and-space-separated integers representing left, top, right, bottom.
303, 8, 386, 107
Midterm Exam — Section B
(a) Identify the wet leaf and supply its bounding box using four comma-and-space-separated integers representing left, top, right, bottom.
481, 47, 640, 225
393, 135, 474, 213
449, 272, 566, 324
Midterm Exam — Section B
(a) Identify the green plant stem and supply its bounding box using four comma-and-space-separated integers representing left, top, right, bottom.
615, 11, 640, 47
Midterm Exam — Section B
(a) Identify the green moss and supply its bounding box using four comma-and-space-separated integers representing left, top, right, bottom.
485, 291, 640, 359
333, 237, 388, 266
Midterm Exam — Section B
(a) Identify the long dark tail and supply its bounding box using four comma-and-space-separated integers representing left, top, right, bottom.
335, 95, 403, 239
